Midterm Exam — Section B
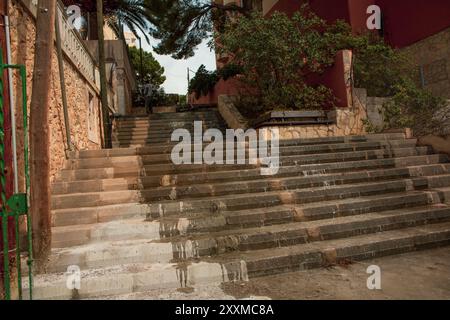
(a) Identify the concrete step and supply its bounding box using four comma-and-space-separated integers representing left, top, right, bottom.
53, 155, 449, 194
26, 221, 450, 299
51, 191, 445, 248
116, 119, 224, 129
115, 126, 228, 137
54, 153, 447, 185
118, 114, 222, 122
212, 221, 450, 278
119, 112, 221, 122
70, 134, 409, 159
51, 177, 450, 227
145, 175, 450, 219
149, 110, 220, 119
118, 112, 221, 121
45, 205, 450, 273
63, 139, 418, 170
51, 164, 450, 209
56, 146, 432, 182
114, 135, 416, 147
157, 188, 450, 237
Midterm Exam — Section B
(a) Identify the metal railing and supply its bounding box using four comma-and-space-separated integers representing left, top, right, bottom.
0, 49, 33, 300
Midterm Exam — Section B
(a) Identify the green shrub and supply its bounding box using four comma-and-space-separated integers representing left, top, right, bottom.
381, 79, 449, 136
349, 34, 449, 136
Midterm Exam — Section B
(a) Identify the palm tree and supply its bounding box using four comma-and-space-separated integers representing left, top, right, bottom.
66, 0, 155, 43
103, 0, 156, 44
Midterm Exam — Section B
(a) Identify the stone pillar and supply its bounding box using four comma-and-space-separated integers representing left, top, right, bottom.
116, 68, 127, 115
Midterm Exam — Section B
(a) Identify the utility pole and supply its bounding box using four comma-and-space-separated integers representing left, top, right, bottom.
187, 68, 195, 105
96, 0, 111, 148
29, 0, 56, 269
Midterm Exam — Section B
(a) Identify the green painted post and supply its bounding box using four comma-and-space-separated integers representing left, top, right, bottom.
20, 64, 33, 300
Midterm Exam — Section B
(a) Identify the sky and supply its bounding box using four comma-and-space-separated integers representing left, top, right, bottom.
138, 34, 217, 95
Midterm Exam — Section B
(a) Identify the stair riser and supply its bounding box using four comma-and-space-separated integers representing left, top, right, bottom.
116, 124, 227, 133
116, 126, 227, 135
119, 114, 221, 121
115, 126, 228, 137
116, 121, 224, 130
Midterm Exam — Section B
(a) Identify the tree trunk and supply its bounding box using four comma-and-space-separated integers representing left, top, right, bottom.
29, 0, 56, 269
96, 0, 111, 148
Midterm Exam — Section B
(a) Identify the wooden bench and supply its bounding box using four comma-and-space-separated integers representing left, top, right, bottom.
250, 110, 334, 128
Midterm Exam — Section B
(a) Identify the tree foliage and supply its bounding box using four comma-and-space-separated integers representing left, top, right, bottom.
188, 64, 242, 99
217, 6, 352, 111
188, 65, 218, 99
128, 46, 166, 86
145, 0, 249, 59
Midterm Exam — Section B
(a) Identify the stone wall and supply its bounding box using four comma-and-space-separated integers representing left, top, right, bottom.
9, 0, 102, 185
269, 104, 366, 140
85, 40, 137, 115
218, 92, 368, 139
217, 95, 249, 130
402, 27, 450, 99
418, 135, 450, 156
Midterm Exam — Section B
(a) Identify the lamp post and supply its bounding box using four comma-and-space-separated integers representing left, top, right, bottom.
138, 36, 144, 86
187, 67, 195, 105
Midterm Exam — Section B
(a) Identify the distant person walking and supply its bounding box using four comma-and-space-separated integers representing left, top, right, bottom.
142, 83, 155, 114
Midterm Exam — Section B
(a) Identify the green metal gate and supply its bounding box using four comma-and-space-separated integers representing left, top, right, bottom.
0, 48, 33, 300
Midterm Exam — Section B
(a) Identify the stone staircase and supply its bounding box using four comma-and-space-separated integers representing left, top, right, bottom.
25, 108, 450, 299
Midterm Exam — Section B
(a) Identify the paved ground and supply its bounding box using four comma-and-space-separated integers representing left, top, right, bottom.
97, 247, 450, 300
222, 247, 450, 300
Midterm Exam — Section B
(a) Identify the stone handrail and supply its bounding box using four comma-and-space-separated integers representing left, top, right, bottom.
21, 0, 99, 91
